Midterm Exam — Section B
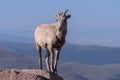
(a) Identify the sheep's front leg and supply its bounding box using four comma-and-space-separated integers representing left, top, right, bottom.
48, 46, 54, 72
54, 47, 61, 73
45, 49, 50, 72
36, 44, 42, 69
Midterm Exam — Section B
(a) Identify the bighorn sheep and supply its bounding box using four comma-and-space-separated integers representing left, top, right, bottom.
34, 9, 71, 73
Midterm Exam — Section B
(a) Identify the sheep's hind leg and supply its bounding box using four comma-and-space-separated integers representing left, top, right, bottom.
45, 49, 50, 72
36, 44, 42, 69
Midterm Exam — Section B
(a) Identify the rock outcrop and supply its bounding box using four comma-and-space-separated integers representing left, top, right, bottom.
0, 69, 63, 80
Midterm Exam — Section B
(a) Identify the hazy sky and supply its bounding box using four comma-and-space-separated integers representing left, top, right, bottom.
0, 0, 120, 47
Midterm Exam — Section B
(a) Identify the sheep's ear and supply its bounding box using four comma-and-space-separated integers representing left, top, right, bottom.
66, 14, 71, 19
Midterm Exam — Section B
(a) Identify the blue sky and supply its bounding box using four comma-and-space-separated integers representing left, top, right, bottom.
0, 0, 120, 47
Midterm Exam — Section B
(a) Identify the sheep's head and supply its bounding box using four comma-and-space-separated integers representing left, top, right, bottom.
56, 9, 71, 31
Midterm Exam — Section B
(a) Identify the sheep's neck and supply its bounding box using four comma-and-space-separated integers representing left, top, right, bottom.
56, 23, 67, 41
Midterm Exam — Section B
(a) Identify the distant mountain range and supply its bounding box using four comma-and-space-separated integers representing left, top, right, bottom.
1, 33, 120, 80
0, 32, 33, 43
0, 48, 38, 69
0, 40, 120, 65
